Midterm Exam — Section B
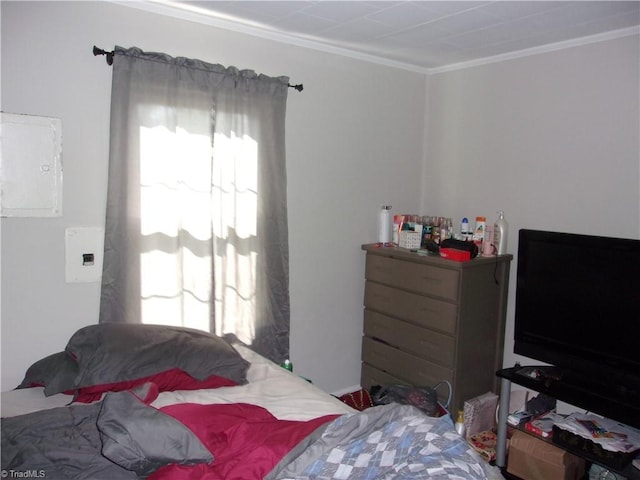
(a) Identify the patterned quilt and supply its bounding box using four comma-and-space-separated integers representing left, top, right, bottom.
269, 403, 502, 480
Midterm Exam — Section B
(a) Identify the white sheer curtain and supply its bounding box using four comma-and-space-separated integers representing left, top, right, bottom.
100, 47, 290, 362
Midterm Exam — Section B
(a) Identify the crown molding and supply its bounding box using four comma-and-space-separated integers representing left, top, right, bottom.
109, 0, 431, 74
427, 26, 640, 75
110, 1, 638, 76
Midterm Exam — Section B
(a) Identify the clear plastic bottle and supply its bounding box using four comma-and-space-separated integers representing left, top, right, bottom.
393, 215, 403, 245
494, 211, 508, 255
440, 218, 448, 242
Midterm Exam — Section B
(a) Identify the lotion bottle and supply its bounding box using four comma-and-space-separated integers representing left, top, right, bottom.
494, 211, 508, 255
455, 410, 466, 436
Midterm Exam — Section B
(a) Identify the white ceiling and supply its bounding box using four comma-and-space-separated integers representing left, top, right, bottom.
139, 1, 640, 72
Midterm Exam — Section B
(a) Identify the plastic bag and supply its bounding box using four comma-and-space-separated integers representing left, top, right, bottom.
589, 464, 625, 480
371, 381, 451, 417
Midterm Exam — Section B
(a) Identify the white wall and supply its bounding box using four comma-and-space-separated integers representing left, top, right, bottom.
424, 34, 640, 371
0, 1, 426, 392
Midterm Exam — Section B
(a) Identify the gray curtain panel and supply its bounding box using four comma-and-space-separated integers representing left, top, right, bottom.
100, 46, 290, 363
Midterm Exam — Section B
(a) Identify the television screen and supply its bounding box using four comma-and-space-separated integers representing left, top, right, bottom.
514, 229, 640, 384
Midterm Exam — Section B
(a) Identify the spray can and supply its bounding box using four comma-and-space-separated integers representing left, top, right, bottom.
461, 217, 470, 240
494, 211, 508, 255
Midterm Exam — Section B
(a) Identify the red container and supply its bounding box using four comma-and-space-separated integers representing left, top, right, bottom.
440, 247, 471, 262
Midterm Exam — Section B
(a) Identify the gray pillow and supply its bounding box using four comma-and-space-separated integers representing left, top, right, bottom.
66, 323, 249, 392
17, 351, 79, 396
97, 390, 214, 476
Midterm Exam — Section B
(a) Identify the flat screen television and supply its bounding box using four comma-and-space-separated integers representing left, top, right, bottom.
514, 229, 640, 388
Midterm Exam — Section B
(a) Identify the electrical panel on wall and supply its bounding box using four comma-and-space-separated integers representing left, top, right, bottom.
1, 112, 63, 217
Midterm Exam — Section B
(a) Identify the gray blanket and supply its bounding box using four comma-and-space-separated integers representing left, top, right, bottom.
1, 390, 213, 479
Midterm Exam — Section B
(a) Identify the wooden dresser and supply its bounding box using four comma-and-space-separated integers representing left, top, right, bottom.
361, 244, 512, 413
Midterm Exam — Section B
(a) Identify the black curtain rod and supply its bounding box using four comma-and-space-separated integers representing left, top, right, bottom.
92, 46, 303, 92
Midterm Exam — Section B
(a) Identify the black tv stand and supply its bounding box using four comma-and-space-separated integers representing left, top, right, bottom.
505, 365, 640, 424
496, 365, 640, 478
514, 365, 563, 383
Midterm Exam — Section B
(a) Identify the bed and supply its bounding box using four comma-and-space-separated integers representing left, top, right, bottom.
1, 324, 504, 479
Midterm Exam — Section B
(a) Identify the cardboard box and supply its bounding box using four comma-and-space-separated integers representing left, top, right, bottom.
507, 430, 586, 480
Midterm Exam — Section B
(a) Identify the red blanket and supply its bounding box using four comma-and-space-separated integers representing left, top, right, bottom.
150, 403, 338, 480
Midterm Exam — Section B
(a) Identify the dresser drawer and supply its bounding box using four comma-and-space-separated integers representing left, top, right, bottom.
364, 309, 454, 367
364, 281, 457, 335
360, 363, 405, 389
365, 254, 459, 301
362, 337, 453, 388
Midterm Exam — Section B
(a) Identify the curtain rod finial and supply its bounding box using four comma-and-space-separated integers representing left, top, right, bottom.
93, 45, 114, 66
288, 83, 303, 92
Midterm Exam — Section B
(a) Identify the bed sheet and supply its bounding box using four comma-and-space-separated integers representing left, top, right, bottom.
151, 344, 355, 421
1, 386, 74, 418
1, 344, 354, 421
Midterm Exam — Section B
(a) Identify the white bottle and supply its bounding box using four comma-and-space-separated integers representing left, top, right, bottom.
494, 211, 508, 255
378, 205, 392, 244
461, 217, 470, 240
